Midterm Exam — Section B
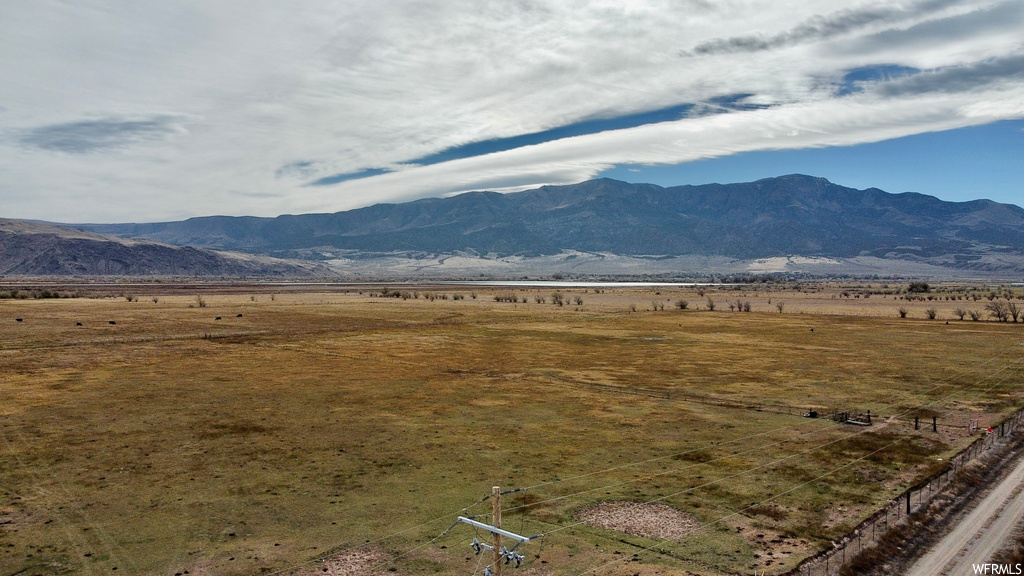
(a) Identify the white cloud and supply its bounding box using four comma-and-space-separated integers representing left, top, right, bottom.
293, 79, 1024, 212
0, 0, 1021, 221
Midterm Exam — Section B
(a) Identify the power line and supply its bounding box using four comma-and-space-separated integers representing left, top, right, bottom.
542, 353, 1024, 573
573, 436, 908, 576
281, 335, 1022, 575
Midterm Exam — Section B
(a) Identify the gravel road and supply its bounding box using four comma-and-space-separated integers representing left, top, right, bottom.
906, 452, 1024, 576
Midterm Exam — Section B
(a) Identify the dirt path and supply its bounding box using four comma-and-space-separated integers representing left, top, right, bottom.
907, 452, 1024, 576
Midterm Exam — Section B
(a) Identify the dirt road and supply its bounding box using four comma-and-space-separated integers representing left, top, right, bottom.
906, 450, 1024, 576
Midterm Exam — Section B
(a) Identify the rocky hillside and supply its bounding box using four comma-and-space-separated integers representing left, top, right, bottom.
0, 219, 325, 276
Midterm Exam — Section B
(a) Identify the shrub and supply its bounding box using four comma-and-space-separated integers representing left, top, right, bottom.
676, 299, 689, 310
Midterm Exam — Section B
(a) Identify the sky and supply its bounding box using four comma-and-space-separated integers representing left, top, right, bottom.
1, 1, 1023, 223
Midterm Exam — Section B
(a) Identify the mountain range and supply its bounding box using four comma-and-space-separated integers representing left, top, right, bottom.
63, 174, 1024, 277
3, 174, 1023, 277
0, 218, 325, 276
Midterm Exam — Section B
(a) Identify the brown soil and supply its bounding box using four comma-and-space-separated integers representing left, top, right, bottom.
289, 547, 392, 576
578, 501, 698, 541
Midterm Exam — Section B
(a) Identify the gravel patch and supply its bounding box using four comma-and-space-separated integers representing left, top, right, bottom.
578, 501, 698, 541
293, 547, 391, 576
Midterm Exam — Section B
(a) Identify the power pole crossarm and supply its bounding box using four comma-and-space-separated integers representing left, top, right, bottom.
457, 516, 532, 543
458, 486, 531, 572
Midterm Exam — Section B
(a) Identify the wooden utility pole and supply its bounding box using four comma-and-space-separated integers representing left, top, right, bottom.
457, 489, 529, 573
493, 486, 502, 576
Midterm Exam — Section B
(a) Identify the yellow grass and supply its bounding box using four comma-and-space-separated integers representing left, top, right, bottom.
1, 284, 1023, 575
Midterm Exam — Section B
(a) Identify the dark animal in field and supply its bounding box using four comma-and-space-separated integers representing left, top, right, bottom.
15, 318, 23, 322
236, 314, 243, 317
215, 316, 222, 320
76, 322, 83, 326
109, 321, 116, 325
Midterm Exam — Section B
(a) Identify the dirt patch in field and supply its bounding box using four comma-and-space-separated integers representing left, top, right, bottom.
0, 507, 38, 532
578, 501, 698, 540
291, 547, 395, 576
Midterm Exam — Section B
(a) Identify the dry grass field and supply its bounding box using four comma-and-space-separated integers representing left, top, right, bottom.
2, 282, 1023, 576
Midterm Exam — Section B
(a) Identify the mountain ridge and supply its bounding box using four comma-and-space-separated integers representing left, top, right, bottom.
61, 174, 1024, 275
0, 218, 327, 276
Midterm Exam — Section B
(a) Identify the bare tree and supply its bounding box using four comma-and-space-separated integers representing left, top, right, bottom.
776, 302, 785, 313
1009, 302, 1022, 323
986, 301, 1009, 322
898, 306, 908, 318
574, 296, 583, 306
925, 308, 937, 320
953, 307, 966, 320
969, 309, 982, 321
676, 299, 689, 310
706, 298, 716, 311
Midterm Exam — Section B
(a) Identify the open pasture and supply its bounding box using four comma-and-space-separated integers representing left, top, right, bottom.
2, 284, 1023, 575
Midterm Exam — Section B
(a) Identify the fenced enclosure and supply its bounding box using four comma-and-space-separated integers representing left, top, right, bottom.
784, 408, 1024, 576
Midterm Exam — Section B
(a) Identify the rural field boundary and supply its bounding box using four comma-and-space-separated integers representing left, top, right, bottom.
783, 406, 1024, 576
545, 374, 813, 415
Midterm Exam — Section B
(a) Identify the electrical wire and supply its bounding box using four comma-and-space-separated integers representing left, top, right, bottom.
277, 331, 1022, 576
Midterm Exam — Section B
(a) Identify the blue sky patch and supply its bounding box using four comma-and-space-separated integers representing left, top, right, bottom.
837, 64, 921, 95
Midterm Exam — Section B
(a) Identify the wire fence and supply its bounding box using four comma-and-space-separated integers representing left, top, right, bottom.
783, 407, 1024, 576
